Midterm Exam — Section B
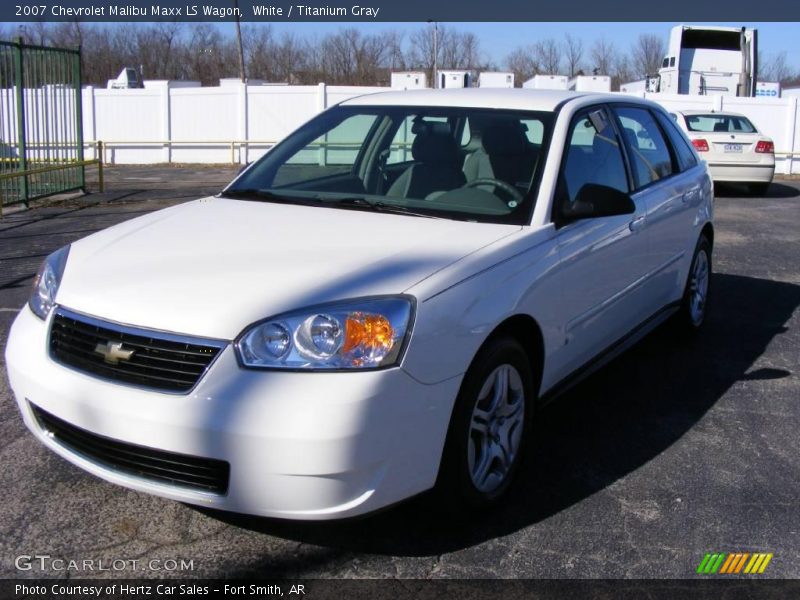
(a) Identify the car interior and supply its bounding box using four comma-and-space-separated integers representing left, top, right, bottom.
235, 107, 551, 222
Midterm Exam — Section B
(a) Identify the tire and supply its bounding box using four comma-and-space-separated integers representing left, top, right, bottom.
675, 235, 712, 333
748, 182, 770, 196
435, 336, 535, 510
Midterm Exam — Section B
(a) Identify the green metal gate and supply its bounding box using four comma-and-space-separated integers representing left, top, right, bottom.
0, 38, 84, 207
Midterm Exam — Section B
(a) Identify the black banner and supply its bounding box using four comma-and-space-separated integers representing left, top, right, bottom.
3, 0, 800, 23
3, 579, 800, 600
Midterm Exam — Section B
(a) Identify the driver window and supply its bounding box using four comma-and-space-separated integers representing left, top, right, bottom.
561, 109, 629, 205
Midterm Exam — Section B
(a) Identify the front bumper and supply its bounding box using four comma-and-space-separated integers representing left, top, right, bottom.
5, 306, 460, 520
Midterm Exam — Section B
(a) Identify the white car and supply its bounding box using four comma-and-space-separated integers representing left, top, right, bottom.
5, 90, 714, 520
672, 110, 775, 194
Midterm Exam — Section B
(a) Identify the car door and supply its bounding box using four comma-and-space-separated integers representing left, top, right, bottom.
612, 105, 704, 308
551, 106, 651, 378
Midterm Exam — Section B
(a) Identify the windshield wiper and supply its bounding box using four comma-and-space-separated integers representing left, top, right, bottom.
218, 189, 302, 203
221, 190, 440, 219
331, 197, 441, 219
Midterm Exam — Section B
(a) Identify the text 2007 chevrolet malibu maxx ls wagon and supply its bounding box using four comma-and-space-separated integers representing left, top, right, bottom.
6, 89, 713, 519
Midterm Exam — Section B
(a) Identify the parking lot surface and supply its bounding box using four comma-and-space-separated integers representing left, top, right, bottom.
1, 167, 798, 579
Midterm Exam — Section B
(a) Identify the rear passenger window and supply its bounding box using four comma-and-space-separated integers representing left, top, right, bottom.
614, 107, 675, 189
654, 110, 698, 172
560, 109, 629, 205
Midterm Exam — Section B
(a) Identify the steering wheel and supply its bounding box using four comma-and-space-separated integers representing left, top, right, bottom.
464, 178, 524, 205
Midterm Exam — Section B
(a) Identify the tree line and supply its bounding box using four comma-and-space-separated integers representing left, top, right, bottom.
4, 22, 798, 90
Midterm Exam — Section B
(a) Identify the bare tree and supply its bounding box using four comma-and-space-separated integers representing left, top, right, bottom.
533, 39, 561, 75
318, 28, 389, 85
183, 24, 238, 85
591, 38, 616, 76
15, 23, 799, 91
383, 30, 406, 71
759, 50, 795, 84
614, 53, 635, 89
407, 25, 485, 82
273, 33, 310, 83
407, 24, 440, 82
132, 24, 184, 81
563, 34, 584, 77
506, 45, 541, 85
243, 24, 276, 80
630, 33, 665, 79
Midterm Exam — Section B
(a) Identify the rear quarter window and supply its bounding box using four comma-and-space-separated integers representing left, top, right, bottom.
655, 111, 698, 172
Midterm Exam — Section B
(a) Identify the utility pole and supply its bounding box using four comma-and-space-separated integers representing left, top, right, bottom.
233, 0, 246, 82
428, 20, 438, 88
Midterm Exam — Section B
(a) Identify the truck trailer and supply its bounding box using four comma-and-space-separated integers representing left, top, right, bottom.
649, 25, 757, 97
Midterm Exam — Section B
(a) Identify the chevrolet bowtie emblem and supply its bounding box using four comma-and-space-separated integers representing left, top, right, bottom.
94, 341, 135, 365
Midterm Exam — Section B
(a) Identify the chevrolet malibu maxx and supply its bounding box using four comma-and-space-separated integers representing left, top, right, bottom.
6, 89, 713, 519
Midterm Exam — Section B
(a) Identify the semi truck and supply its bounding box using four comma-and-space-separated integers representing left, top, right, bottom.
647, 25, 757, 97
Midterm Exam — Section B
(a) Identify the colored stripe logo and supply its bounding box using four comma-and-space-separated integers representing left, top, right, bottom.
696, 552, 773, 574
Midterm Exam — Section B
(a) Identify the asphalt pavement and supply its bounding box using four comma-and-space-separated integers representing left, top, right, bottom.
0, 168, 798, 579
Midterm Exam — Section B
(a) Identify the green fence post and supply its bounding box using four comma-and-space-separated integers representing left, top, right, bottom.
13, 37, 28, 203
73, 46, 84, 190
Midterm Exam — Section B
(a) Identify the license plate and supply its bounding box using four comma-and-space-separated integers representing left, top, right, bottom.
724, 144, 743, 153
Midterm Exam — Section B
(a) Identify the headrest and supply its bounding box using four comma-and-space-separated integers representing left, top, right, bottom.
411, 119, 451, 135
411, 130, 460, 165
713, 122, 728, 132
482, 120, 529, 156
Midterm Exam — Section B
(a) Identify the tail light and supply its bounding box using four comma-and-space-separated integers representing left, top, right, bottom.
755, 140, 774, 154
692, 138, 709, 152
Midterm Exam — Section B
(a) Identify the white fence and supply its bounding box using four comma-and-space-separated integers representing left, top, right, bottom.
4, 81, 797, 174
82, 82, 383, 164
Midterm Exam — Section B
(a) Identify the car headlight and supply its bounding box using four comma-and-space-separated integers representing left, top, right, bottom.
236, 296, 414, 370
29, 245, 70, 320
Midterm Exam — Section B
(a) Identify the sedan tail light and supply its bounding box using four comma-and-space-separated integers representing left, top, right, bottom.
755, 140, 774, 154
692, 138, 709, 152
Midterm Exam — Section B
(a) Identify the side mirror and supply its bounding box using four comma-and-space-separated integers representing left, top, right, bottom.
561, 184, 635, 220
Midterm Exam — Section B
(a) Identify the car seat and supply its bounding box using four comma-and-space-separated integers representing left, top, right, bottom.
387, 124, 466, 199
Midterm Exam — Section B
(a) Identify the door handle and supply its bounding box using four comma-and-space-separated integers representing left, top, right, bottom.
629, 216, 646, 232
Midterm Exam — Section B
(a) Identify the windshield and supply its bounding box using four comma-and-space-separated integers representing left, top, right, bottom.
226, 105, 554, 224
684, 114, 757, 134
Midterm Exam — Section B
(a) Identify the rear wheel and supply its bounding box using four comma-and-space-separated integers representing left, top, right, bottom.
436, 337, 534, 509
675, 235, 712, 333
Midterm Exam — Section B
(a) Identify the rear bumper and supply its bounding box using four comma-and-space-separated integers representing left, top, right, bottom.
706, 163, 774, 184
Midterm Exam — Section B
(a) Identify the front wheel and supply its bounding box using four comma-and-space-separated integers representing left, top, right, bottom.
436, 337, 535, 509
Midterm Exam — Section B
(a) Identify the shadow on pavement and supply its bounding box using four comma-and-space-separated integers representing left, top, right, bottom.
715, 181, 799, 199
196, 271, 800, 572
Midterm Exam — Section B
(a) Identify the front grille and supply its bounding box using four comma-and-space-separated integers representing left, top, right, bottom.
49, 308, 225, 393
31, 404, 230, 494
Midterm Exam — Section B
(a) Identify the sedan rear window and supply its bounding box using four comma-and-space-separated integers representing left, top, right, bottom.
684, 114, 757, 133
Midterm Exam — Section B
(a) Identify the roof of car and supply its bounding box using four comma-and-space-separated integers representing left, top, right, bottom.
339, 88, 620, 112
674, 109, 749, 118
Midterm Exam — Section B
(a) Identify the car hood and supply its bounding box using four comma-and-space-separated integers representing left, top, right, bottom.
56, 197, 519, 339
